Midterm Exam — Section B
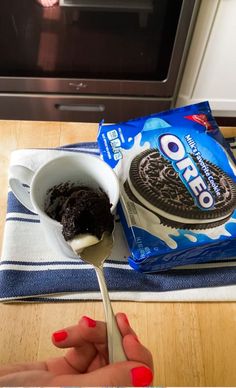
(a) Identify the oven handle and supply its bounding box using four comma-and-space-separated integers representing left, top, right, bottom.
55, 103, 105, 112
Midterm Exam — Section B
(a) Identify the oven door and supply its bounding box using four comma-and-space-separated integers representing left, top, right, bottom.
0, 0, 198, 97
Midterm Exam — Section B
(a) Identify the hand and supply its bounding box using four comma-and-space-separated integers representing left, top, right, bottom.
0, 313, 153, 386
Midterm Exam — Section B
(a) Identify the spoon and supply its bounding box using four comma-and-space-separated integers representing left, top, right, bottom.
70, 231, 127, 364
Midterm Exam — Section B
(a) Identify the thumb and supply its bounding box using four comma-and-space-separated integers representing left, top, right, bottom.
52, 361, 153, 387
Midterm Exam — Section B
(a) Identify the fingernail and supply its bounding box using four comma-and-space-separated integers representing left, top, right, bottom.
131, 366, 153, 387
82, 316, 96, 327
52, 330, 68, 342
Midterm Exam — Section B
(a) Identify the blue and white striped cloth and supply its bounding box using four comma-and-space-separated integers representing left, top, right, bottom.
1, 140, 236, 302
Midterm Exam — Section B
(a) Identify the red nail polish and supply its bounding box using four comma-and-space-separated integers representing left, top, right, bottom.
82, 316, 96, 327
52, 330, 68, 342
131, 366, 153, 387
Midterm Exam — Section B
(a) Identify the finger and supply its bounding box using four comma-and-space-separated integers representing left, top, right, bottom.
123, 334, 154, 371
0, 361, 47, 377
51, 316, 108, 373
115, 312, 153, 367
52, 316, 107, 349
52, 313, 136, 349
51, 361, 153, 387
0, 370, 54, 386
116, 312, 137, 337
76, 315, 135, 346
47, 346, 106, 375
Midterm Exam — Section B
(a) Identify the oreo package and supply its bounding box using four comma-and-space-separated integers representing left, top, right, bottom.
97, 102, 236, 272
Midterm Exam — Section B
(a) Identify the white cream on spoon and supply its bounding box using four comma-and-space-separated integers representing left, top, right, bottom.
68, 233, 100, 254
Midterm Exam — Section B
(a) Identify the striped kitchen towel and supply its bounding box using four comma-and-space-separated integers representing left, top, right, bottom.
1, 140, 236, 302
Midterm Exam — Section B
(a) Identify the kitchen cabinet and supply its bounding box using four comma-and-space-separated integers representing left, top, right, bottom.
176, 0, 236, 117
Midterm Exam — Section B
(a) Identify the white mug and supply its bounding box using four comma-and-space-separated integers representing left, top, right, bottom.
9, 153, 120, 258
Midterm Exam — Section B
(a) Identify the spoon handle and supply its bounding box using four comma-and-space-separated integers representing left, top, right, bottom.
95, 266, 127, 363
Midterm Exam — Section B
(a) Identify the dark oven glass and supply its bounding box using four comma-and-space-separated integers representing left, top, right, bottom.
0, 0, 198, 122
1, 0, 182, 80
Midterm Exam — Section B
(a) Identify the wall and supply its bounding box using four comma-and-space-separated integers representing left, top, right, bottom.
176, 0, 236, 117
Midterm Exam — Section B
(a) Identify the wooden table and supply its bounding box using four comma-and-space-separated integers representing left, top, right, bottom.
0, 120, 236, 386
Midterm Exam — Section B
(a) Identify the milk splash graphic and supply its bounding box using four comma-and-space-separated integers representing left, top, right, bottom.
183, 218, 236, 243
193, 216, 236, 240
115, 132, 236, 250
120, 187, 180, 249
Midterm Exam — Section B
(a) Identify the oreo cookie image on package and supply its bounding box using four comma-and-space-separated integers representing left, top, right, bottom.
125, 147, 236, 230
98, 101, 236, 272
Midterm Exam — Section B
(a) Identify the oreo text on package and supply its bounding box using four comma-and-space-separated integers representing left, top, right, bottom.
158, 133, 214, 210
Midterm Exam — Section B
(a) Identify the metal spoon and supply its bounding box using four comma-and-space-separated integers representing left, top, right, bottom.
71, 231, 127, 363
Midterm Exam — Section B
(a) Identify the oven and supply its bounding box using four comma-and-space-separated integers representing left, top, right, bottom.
0, 0, 200, 122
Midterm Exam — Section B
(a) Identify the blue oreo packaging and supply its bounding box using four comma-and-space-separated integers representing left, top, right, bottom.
97, 102, 236, 272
